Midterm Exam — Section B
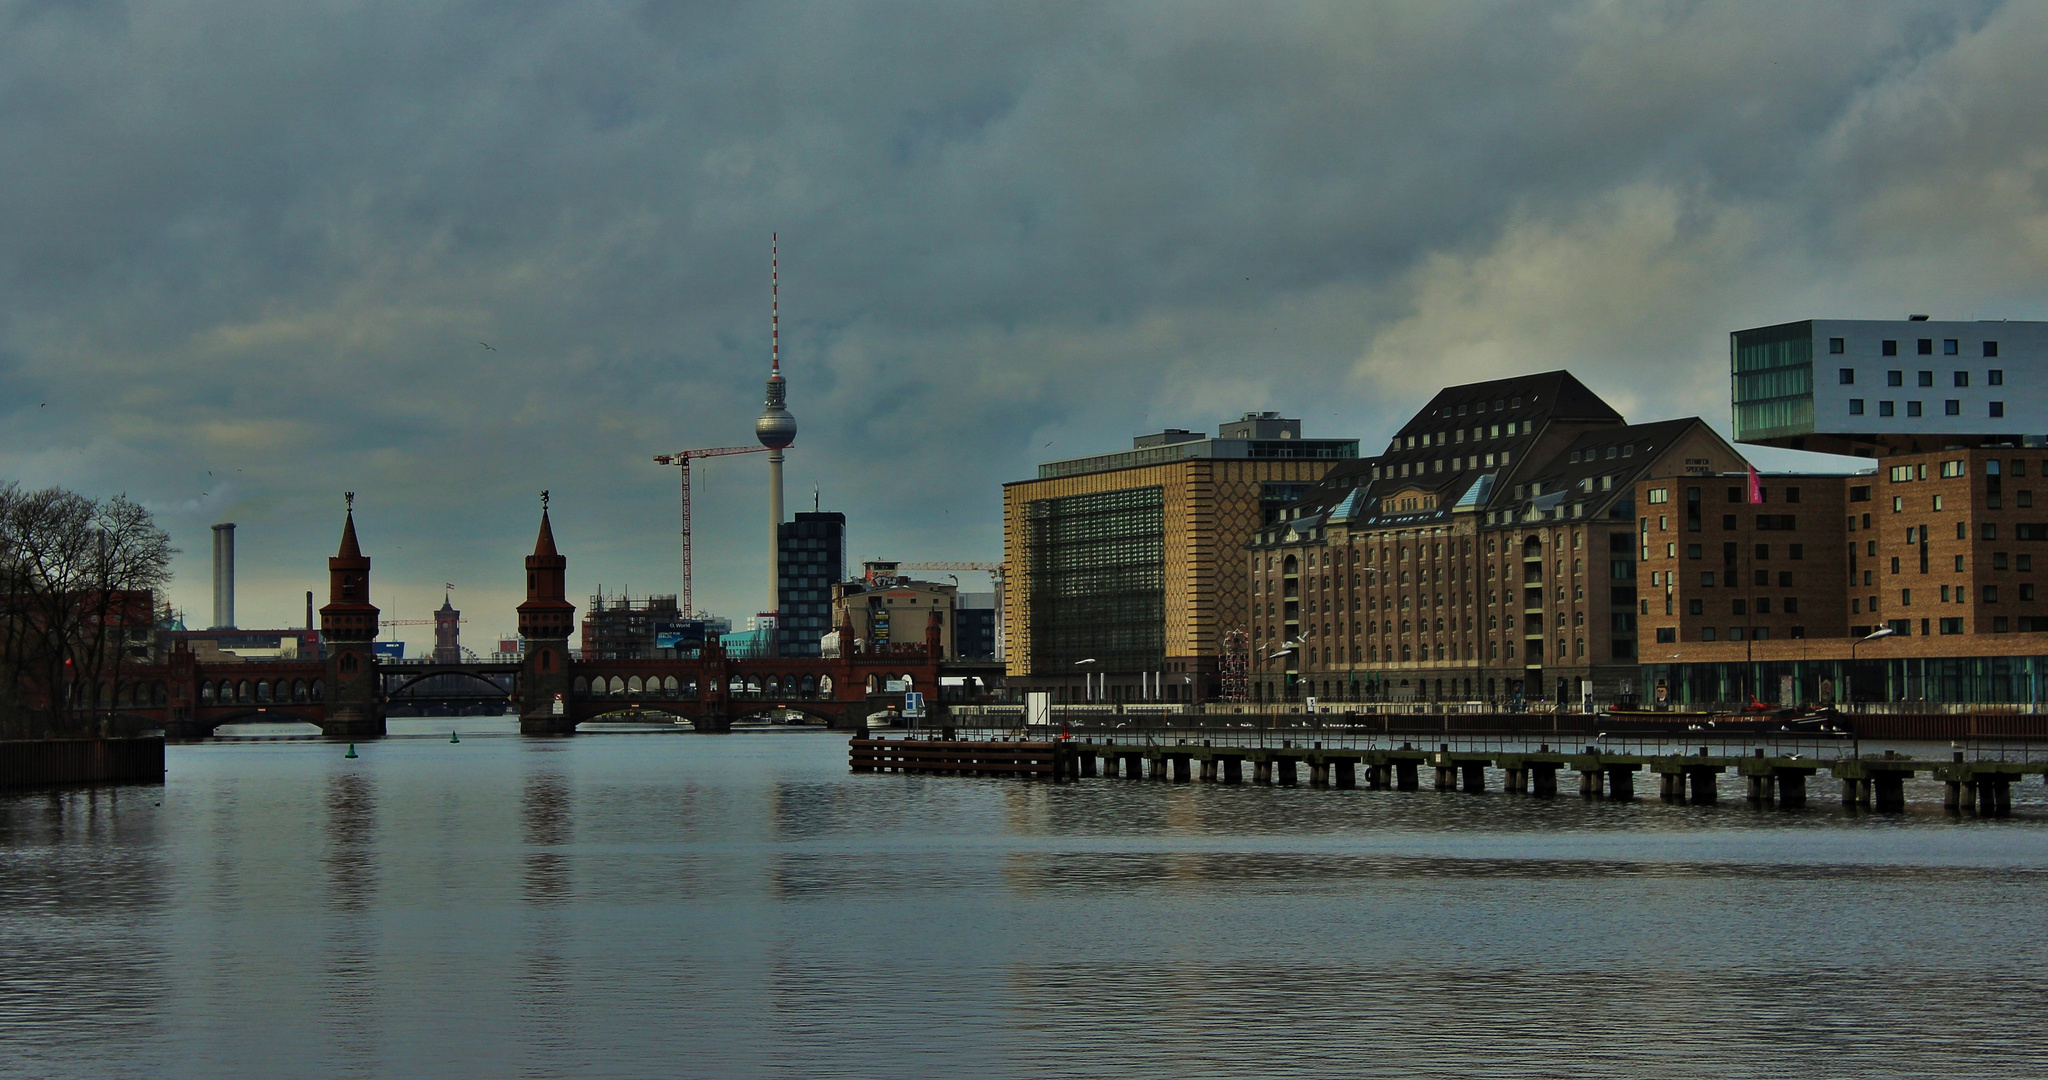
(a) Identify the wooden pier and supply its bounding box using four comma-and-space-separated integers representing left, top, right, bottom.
850, 735, 2048, 816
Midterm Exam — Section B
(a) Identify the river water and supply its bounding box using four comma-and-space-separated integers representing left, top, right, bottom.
5, 722, 2048, 1078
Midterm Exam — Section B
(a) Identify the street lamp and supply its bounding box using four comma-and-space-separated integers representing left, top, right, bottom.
1846, 627, 1894, 712
1075, 658, 1098, 704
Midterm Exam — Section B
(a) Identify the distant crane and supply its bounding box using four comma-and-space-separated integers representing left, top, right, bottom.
654, 445, 770, 617
894, 561, 1007, 661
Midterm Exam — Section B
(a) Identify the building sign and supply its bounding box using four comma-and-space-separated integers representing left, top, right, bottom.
372, 641, 405, 660
655, 620, 706, 650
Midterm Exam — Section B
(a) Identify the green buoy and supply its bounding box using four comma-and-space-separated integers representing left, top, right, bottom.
344, 743, 358, 759
450, 731, 460, 743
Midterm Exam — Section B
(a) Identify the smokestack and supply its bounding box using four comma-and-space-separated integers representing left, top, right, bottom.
211, 523, 236, 629
306, 591, 314, 630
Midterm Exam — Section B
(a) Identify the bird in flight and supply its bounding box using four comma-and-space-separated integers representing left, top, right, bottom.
479, 342, 496, 351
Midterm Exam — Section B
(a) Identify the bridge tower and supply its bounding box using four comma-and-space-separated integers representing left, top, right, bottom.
319, 496, 385, 738
517, 501, 578, 735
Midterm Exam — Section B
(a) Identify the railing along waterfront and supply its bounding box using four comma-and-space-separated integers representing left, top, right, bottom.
856, 723, 2048, 815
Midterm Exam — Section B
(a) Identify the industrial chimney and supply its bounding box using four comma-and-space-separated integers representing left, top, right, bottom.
211, 523, 237, 629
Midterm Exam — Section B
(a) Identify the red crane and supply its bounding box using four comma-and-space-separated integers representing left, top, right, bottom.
653, 445, 769, 617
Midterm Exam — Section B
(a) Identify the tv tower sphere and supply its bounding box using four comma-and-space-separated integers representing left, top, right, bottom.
756, 377, 796, 449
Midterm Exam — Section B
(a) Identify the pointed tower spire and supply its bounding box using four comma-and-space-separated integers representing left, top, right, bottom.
322, 493, 376, 643
519, 492, 574, 644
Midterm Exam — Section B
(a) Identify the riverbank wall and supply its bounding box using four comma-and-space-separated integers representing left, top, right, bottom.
0, 737, 165, 790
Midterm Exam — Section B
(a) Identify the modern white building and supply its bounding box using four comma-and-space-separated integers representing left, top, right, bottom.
1733, 318, 2048, 455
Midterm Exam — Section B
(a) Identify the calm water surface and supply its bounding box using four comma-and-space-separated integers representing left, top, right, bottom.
4, 723, 2048, 1078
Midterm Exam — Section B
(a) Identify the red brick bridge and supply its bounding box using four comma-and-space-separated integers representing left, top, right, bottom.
115, 507, 941, 739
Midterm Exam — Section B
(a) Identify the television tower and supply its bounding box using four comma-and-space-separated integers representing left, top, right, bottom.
754, 233, 797, 654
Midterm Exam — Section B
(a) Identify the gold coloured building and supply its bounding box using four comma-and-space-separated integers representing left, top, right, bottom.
1002, 413, 1357, 701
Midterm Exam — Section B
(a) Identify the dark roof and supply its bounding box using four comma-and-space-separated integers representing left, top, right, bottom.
1251, 371, 1634, 544
1393, 370, 1622, 439
1254, 413, 1730, 544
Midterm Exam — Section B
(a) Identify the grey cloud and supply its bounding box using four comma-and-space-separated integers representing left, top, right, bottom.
0, 0, 2037, 641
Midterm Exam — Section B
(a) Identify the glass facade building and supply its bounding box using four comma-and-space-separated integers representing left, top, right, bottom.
777, 511, 844, 657
1025, 487, 1165, 672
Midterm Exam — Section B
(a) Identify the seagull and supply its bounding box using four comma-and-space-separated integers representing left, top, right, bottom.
479, 342, 496, 351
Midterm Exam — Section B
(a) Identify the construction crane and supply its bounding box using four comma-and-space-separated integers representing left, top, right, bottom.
654, 445, 769, 617
380, 618, 467, 627
894, 561, 1007, 661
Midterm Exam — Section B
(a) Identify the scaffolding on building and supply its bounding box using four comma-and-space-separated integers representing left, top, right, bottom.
1219, 627, 1249, 702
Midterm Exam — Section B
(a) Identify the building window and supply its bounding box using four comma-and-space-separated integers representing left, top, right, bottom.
1701, 628, 1716, 642
1940, 617, 1964, 634
1655, 627, 1676, 644
1830, 338, 1846, 355
1944, 339, 1959, 355
1880, 401, 1895, 417
1907, 401, 1923, 418
1991, 402, 2006, 418
1986, 585, 2000, 604
1887, 370, 1903, 386
1838, 366, 1855, 384
1945, 400, 1961, 416
1901, 589, 1911, 606
1917, 371, 1934, 387
1955, 371, 1970, 387
1849, 399, 1865, 415
1989, 369, 2004, 385
1882, 340, 1898, 356
1917, 339, 1933, 355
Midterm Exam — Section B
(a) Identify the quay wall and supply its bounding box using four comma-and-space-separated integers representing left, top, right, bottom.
0, 737, 166, 790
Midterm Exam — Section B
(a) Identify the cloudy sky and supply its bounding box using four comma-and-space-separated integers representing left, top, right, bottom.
3, 0, 2044, 649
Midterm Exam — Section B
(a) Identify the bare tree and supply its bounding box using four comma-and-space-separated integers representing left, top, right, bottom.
0, 484, 175, 737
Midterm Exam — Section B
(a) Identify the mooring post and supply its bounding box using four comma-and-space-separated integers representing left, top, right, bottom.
1688, 768, 1718, 804
1873, 772, 1905, 812
1223, 757, 1243, 785
1254, 758, 1272, 785
1606, 767, 1635, 801
1460, 761, 1485, 794
1579, 769, 1601, 798
1395, 760, 1418, 791
1334, 759, 1356, 789
1309, 760, 1328, 787
1778, 771, 1807, 809
1944, 779, 1962, 811
1173, 756, 1192, 783
1277, 758, 1298, 787
1531, 764, 1558, 798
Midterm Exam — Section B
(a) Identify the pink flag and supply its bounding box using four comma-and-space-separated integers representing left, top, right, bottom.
1747, 464, 1764, 505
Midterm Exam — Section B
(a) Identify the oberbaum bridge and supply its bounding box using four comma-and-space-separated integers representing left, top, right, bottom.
122, 506, 943, 740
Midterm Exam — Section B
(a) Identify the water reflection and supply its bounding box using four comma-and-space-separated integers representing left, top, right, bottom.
518, 763, 574, 1069
321, 770, 381, 1073
5, 732, 2048, 1078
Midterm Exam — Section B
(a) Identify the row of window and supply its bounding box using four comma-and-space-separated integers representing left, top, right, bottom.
1655, 626, 1797, 643
1382, 451, 1513, 479
1829, 337, 1999, 357
1649, 543, 1807, 561
1839, 367, 2003, 386
1849, 399, 2006, 418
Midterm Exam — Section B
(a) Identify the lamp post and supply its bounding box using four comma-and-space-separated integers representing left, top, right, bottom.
1847, 627, 1894, 712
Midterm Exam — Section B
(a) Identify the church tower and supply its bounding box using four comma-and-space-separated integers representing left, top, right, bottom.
319, 494, 385, 738
517, 496, 577, 734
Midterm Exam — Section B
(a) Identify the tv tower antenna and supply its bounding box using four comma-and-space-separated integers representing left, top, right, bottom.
754, 233, 797, 655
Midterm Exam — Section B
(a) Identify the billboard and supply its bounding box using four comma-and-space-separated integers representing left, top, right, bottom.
372, 641, 406, 660
656, 620, 706, 650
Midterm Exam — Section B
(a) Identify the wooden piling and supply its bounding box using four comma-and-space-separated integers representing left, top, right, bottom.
1531, 765, 1558, 798
1334, 759, 1356, 789
1459, 761, 1485, 794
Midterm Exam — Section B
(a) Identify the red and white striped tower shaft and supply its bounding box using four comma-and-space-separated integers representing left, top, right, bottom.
754, 233, 797, 655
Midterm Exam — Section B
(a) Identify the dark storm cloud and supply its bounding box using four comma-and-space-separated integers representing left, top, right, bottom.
0, 0, 2038, 639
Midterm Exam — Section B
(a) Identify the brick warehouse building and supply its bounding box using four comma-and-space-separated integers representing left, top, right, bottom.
1246, 372, 1748, 706
1640, 316, 2048, 706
